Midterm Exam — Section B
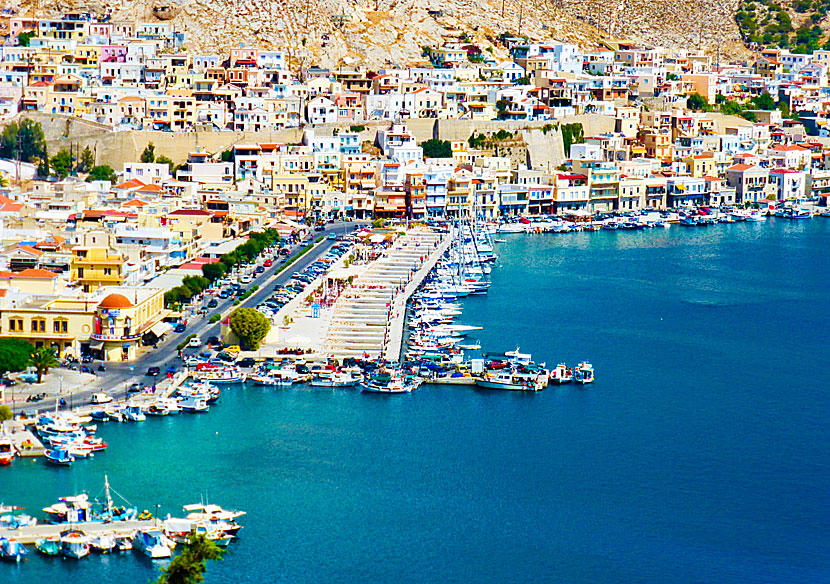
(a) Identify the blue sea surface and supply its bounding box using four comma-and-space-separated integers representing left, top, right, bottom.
4, 219, 829, 583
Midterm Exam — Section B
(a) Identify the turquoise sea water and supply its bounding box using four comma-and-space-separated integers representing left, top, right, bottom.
4, 219, 829, 583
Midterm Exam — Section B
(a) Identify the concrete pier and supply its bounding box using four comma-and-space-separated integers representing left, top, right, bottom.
0, 519, 157, 544
323, 227, 449, 360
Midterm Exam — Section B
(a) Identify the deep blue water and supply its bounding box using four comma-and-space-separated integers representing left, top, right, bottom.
4, 219, 829, 583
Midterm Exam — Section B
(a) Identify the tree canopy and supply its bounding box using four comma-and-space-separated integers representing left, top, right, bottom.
420, 139, 452, 158
0, 119, 47, 163
0, 339, 35, 375
50, 149, 74, 178
154, 533, 225, 584
686, 93, 711, 112
141, 142, 156, 163
29, 346, 58, 383
230, 308, 271, 350
87, 165, 117, 183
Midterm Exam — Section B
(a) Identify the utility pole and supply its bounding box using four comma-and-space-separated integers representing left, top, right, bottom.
518, 5, 523, 37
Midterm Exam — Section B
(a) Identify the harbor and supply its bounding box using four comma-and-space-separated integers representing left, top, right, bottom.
1, 218, 828, 582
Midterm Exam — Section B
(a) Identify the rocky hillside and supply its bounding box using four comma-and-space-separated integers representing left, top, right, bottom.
7, 0, 752, 66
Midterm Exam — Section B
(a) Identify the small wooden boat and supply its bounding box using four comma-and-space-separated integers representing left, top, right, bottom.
0, 537, 28, 562
45, 448, 75, 466
35, 537, 61, 556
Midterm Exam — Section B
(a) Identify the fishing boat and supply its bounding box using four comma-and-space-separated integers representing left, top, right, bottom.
123, 405, 146, 422
573, 362, 595, 384
35, 537, 61, 556
476, 370, 547, 391
179, 396, 209, 413
0, 537, 28, 563
549, 363, 573, 384
60, 531, 91, 559
45, 448, 75, 466
310, 371, 360, 388
115, 536, 133, 552
194, 364, 245, 384
0, 435, 16, 465
133, 528, 175, 558
90, 533, 116, 553
164, 518, 235, 547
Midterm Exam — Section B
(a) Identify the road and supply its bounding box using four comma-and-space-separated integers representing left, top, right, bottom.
19, 221, 361, 413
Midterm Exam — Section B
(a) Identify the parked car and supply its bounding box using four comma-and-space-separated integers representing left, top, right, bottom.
174, 323, 187, 333
188, 336, 202, 348
264, 259, 273, 267
219, 290, 230, 299
90, 393, 112, 404
255, 266, 265, 274
236, 358, 256, 368
207, 299, 219, 308
128, 382, 144, 393
146, 366, 160, 377
206, 336, 221, 346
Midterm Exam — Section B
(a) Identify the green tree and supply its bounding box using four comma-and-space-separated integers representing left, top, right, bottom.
752, 92, 776, 110
17, 32, 34, 47
18, 119, 47, 163
201, 262, 227, 282
0, 405, 12, 422
154, 533, 225, 584
229, 308, 271, 350
79, 146, 94, 172
182, 275, 210, 296
50, 149, 74, 179
219, 149, 234, 162
0, 119, 47, 163
0, 339, 35, 374
156, 154, 175, 173
720, 100, 744, 116
87, 165, 117, 183
29, 347, 58, 384
686, 93, 711, 112
141, 142, 156, 163
420, 139, 452, 158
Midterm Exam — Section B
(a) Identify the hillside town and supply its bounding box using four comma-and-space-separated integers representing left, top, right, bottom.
0, 11, 827, 369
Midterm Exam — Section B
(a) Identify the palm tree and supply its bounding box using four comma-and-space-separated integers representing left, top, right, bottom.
29, 347, 58, 383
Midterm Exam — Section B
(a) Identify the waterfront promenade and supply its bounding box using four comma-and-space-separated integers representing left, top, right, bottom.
323, 227, 448, 360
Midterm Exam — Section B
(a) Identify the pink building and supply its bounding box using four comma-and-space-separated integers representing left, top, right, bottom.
100, 45, 128, 63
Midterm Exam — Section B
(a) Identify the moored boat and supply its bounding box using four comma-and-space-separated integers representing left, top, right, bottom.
35, 537, 61, 556
60, 531, 91, 559
0, 435, 16, 465
45, 448, 75, 466
0, 537, 27, 563
573, 362, 595, 384
133, 528, 175, 558
549, 363, 573, 384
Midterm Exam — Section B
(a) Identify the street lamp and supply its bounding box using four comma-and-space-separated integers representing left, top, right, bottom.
58, 376, 64, 410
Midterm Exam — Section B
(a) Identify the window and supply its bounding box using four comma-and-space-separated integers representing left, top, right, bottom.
9, 318, 23, 332
54, 319, 68, 333
32, 319, 45, 333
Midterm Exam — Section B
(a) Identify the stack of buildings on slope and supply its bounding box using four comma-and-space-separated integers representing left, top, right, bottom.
0, 14, 829, 366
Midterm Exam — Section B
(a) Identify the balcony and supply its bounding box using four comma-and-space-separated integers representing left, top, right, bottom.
91, 331, 142, 342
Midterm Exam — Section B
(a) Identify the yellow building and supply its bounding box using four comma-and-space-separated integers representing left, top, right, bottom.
91, 290, 166, 362
0, 288, 166, 361
71, 247, 126, 292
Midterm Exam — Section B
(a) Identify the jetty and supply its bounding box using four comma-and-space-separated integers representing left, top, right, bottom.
0, 519, 157, 544
323, 227, 450, 360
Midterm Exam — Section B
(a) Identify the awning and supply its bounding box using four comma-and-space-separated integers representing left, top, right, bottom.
89, 341, 104, 350
148, 322, 173, 337
369, 234, 386, 243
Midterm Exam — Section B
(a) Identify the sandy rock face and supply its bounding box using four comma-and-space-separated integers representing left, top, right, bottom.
7, 0, 747, 66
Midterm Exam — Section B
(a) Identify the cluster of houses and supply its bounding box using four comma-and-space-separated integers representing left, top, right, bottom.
1, 13, 830, 363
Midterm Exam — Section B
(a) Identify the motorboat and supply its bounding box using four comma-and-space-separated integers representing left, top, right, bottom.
310, 371, 360, 388
144, 398, 181, 416
90, 533, 116, 553
115, 536, 133, 552
549, 363, 573, 384
476, 370, 547, 391
123, 405, 147, 422
133, 528, 175, 558
43, 494, 93, 523
179, 396, 209, 413
45, 448, 75, 466
0, 537, 28, 563
360, 372, 419, 394
60, 531, 91, 559
164, 518, 235, 547
0, 435, 15, 465
35, 537, 61, 556
574, 362, 595, 384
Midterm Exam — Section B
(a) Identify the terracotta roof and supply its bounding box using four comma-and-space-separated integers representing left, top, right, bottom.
123, 199, 148, 207
726, 164, 754, 171
114, 179, 146, 189
15, 268, 59, 279
99, 293, 133, 309
136, 184, 163, 193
